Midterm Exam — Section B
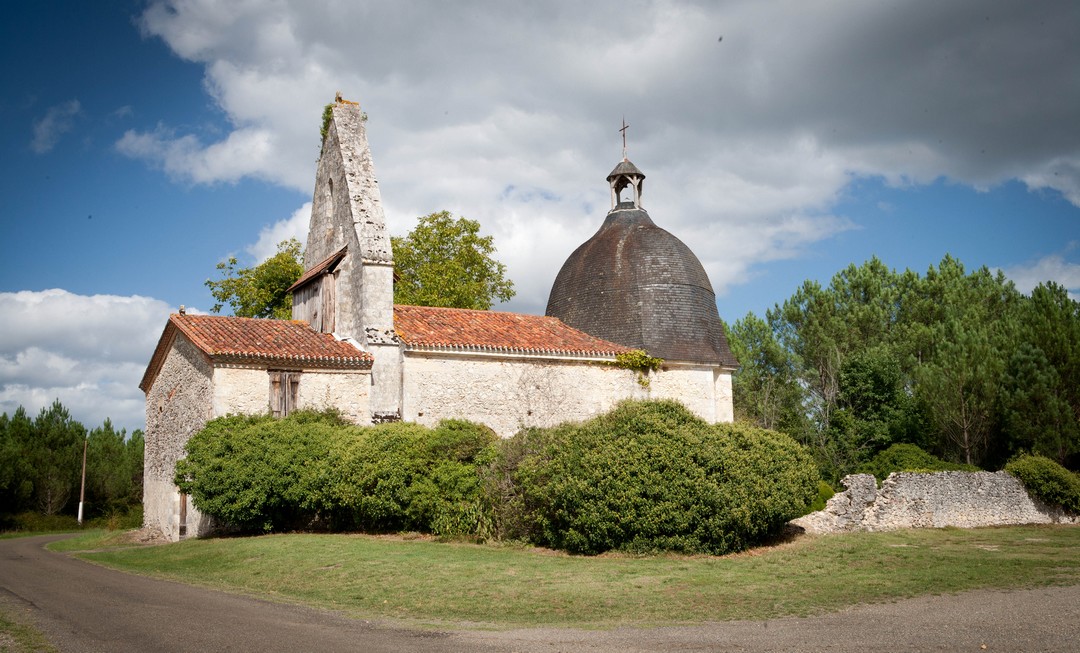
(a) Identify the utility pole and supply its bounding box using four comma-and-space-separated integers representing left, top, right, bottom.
78, 436, 87, 525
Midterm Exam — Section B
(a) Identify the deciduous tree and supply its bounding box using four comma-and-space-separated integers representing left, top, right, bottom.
391, 211, 515, 309
206, 239, 305, 319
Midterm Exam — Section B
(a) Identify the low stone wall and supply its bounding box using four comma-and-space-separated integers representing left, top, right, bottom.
794, 471, 1078, 534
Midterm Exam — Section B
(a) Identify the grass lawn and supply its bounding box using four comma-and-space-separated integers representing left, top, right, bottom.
63, 525, 1080, 629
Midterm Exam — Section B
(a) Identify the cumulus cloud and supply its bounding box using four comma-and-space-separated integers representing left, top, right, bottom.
1001, 251, 1080, 299
31, 99, 81, 153
120, 0, 1080, 310
246, 202, 311, 262
116, 124, 279, 186
0, 290, 176, 432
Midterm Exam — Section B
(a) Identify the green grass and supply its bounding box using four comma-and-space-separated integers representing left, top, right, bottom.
0, 608, 58, 653
70, 526, 1080, 629
47, 529, 143, 552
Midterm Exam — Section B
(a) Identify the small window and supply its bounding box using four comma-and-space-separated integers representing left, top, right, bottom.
270, 371, 301, 417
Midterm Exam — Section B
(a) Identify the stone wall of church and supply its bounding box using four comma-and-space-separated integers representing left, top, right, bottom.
212, 366, 371, 423
649, 364, 734, 423
143, 334, 214, 542
297, 369, 372, 423
401, 353, 646, 436
212, 367, 269, 416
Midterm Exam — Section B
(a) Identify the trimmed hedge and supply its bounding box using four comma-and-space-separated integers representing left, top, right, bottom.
487, 400, 818, 555
1005, 454, 1080, 514
858, 443, 979, 482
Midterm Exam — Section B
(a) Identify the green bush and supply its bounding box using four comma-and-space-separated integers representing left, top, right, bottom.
178, 412, 497, 536
1005, 454, 1080, 513
176, 411, 345, 532
322, 422, 431, 531
407, 420, 498, 538
800, 481, 835, 516
858, 443, 979, 482
491, 400, 818, 555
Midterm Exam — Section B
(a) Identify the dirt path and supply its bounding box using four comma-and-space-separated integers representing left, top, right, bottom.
2, 534, 1077, 652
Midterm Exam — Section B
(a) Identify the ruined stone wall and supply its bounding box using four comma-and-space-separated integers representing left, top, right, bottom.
143, 334, 214, 541
794, 472, 1078, 534
401, 353, 646, 437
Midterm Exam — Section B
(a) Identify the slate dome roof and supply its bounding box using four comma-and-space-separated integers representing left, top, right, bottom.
545, 161, 737, 367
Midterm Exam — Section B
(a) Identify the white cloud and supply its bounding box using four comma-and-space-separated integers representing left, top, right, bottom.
120, 0, 1080, 309
116, 124, 280, 186
0, 290, 177, 432
1001, 252, 1080, 300
31, 99, 81, 154
246, 202, 312, 262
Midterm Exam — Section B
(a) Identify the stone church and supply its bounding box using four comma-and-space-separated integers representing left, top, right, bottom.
140, 99, 738, 539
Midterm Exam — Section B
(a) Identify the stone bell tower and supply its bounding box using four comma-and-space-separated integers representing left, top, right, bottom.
291, 97, 402, 419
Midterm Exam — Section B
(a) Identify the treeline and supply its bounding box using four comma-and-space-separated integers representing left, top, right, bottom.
727, 255, 1079, 482
0, 400, 143, 525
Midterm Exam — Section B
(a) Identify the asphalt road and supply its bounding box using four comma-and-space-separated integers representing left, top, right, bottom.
1, 534, 1078, 652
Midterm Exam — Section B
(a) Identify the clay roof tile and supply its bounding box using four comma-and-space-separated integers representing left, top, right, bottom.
393, 305, 632, 357
140, 314, 371, 392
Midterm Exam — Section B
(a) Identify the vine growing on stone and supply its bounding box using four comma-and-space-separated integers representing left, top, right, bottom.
610, 350, 663, 388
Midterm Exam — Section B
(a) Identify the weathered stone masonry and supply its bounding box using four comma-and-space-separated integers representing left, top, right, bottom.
794, 471, 1078, 534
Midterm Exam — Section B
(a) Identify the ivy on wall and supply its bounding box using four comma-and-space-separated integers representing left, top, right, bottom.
609, 350, 663, 388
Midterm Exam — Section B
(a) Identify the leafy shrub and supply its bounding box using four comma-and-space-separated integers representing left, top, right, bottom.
319, 419, 497, 535
322, 422, 432, 531
800, 481, 835, 516
176, 411, 344, 532
490, 400, 818, 555
407, 420, 498, 538
178, 412, 497, 536
1005, 454, 1080, 513
858, 443, 979, 482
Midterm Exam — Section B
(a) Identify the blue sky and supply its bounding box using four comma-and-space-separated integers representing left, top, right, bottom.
1, 0, 1078, 433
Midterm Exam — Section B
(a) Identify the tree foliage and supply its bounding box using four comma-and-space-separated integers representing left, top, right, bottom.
858, 444, 978, 482
0, 401, 143, 521
205, 238, 305, 319
726, 313, 806, 433
732, 255, 1078, 481
391, 211, 515, 309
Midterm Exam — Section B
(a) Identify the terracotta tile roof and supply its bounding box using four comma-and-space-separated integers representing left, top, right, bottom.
393, 305, 633, 357
140, 314, 372, 392
287, 246, 347, 293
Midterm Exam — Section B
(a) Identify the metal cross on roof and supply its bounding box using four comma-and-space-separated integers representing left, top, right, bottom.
619, 117, 630, 160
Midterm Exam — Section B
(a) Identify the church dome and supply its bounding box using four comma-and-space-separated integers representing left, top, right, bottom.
545, 159, 737, 367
